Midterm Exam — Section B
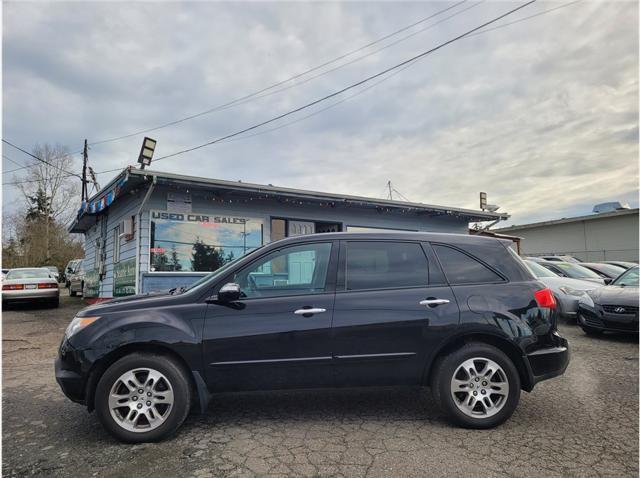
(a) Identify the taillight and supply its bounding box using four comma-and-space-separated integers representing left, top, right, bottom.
534, 288, 557, 309
2, 284, 24, 290
38, 283, 58, 289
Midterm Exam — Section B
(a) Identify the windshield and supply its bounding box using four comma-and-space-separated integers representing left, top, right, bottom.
46, 266, 59, 272
612, 267, 639, 287
551, 262, 602, 279
7, 269, 51, 280
590, 263, 625, 278
525, 260, 559, 278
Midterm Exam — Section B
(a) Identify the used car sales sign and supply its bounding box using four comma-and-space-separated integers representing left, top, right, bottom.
151, 211, 248, 225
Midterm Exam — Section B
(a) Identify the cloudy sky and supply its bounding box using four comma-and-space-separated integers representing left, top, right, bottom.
3, 0, 638, 226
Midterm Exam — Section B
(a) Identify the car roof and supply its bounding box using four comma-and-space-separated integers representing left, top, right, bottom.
267, 231, 509, 247
9, 267, 51, 271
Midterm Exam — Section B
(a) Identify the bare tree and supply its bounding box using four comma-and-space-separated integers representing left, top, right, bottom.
15, 143, 80, 221
14, 143, 81, 261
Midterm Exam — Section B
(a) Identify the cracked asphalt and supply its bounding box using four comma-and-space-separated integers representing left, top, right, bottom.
2, 293, 638, 477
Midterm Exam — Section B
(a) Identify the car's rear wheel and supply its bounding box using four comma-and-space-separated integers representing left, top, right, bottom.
95, 353, 191, 443
432, 342, 520, 429
49, 298, 59, 308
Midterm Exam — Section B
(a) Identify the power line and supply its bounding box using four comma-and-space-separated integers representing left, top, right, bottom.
2, 172, 78, 186
152, 0, 537, 164
213, 0, 580, 147
75, 1, 470, 150
2, 139, 82, 179
2, 154, 31, 173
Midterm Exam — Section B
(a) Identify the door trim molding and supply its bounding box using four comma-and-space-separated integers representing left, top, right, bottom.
209, 356, 332, 366
333, 352, 416, 360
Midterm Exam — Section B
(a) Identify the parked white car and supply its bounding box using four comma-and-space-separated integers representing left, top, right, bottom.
2, 268, 60, 308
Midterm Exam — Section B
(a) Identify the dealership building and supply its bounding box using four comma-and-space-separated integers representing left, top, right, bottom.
495, 206, 639, 262
69, 167, 505, 300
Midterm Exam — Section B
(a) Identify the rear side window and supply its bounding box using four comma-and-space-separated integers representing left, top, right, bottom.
345, 241, 428, 291
433, 244, 503, 284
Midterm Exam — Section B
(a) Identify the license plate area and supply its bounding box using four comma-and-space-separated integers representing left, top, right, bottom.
25, 284, 37, 289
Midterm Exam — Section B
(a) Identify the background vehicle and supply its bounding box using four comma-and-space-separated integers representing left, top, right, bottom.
44, 266, 60, 282
2, 267, 59, 308
56, 232, 569, 443
538, 255, 582, 263
524, 260, 597, 320
68, 260, 85, 296
578, 262, 626, 281
64, 259, 82, 288
601, 261, 638, 270
2, 268, 9, 279
578, 266, 639, 335
537, 261, 606, 285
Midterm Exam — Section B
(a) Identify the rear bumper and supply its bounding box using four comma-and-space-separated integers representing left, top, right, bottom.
524, 334, 570, 389
3, 289, 59, 301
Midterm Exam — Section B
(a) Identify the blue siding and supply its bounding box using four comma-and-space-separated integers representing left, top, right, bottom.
84, 182, 472, 298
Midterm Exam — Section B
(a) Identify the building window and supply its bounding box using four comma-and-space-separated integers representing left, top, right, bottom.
149, 211, 264, 272
270, 218, 341, 242
113, 226, 121, 264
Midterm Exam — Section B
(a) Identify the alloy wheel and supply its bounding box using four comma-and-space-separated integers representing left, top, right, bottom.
108, 368, 174, 433
450, 357, 509, 418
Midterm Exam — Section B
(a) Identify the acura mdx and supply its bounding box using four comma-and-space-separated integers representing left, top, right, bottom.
55, 232, 569, 442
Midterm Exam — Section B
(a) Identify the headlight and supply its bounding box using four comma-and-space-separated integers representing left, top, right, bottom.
578, 293, 595, 308
559, 286, 593, 297
65, 316, 101, 338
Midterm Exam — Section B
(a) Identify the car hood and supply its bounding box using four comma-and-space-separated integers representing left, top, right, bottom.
587, 286, 640, 306
537, 276, 598, 293
78, 290, 183, 315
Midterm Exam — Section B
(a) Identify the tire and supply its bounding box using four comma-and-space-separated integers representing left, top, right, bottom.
49, 298, 60, 308
95, 353, 192, 443
581, 326, 603, 336
432, 342, 521, 429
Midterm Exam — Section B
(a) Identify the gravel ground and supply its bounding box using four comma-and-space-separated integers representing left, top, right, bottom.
2, 293, 638, 477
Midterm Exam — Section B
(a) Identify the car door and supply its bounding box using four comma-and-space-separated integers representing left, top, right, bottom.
332, 240, 459, 387
202, 240, 338, 392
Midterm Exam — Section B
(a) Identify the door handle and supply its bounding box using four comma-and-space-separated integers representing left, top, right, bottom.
294, 308, 326, 315
419, 299, 450, 307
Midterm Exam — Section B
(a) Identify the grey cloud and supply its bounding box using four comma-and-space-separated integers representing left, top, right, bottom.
3, 1, 638, 227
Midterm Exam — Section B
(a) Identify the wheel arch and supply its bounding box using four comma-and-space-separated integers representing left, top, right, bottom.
424, 332, 534, 392
85, 342, 205, 413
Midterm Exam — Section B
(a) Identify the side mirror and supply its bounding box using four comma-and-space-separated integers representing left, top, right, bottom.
217, 282, 241, 302
604, 278, 612, 285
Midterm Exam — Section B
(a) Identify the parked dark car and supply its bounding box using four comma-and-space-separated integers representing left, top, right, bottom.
578, 262, 626, 281
55, 232, 569, 443
537, 261, 606, 285
578, 266, 639, 335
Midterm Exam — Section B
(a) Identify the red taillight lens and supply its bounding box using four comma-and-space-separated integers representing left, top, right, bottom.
534, 288, 557, 309
2, 284, 24, 290
38, 283, 58, 289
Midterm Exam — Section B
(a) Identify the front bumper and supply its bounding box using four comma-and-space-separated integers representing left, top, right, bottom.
55, 338, 87, 404
524, 333, 570, 389
578, 305, 639, 333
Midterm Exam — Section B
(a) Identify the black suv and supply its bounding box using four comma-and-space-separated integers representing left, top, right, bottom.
55, 232, 569, 442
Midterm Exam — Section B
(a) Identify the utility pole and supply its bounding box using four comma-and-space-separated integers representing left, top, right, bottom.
82, 139, 88, 202
387, 180, 393, 201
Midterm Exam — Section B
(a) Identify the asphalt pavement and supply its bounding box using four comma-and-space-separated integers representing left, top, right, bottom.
2, 293, 638, 477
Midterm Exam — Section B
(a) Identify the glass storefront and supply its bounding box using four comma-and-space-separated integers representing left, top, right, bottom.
149, 211, 263, 272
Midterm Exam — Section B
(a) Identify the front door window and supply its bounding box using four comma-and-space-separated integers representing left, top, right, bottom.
234, 242, 332, 298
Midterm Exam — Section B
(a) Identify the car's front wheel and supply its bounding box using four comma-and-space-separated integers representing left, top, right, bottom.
432, 343, 521, 429
95, 353, 192, 443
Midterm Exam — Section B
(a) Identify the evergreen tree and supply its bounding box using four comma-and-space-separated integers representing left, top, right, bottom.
191, 239, 225, 271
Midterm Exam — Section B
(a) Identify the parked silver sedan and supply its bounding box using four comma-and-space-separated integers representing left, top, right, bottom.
524, 260, 598, 320
2, 268, 60, 308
